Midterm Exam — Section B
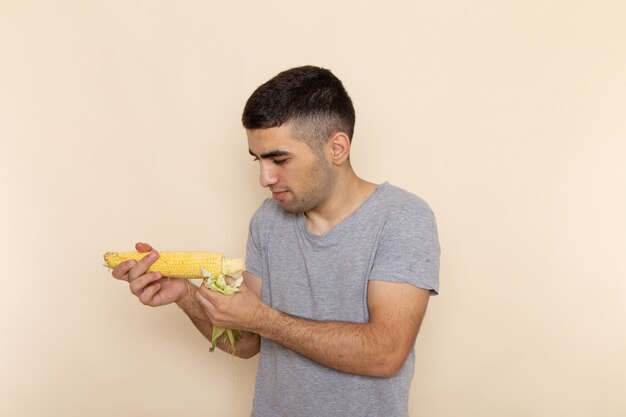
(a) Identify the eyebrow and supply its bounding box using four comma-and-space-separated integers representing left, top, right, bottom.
248, 149, 291, 159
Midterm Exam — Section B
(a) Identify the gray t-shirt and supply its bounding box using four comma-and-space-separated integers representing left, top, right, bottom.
245, 182, 440, 417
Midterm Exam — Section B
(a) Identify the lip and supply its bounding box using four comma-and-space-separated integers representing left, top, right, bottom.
272, 191, 288, 200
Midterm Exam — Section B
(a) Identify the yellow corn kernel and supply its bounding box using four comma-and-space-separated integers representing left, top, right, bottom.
103, 251, 243, 279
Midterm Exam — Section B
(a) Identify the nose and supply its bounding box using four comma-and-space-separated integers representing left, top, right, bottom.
259, 161, 278, 188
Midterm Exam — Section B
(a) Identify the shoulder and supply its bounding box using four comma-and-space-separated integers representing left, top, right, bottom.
375, 183, 435, 218
372, 183, 439, 241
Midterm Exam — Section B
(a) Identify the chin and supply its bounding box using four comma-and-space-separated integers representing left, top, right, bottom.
279, 199, 310, 214
280, 204, 306, 214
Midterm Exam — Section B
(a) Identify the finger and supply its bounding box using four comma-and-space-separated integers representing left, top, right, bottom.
135, 242, 154, 253
195, 284, 217, 301
128, 250, 160, 281
194, 288, 215, 314
129, 271, 162, 295
111, 259, 137, 280
196, 284, 222, 303
138, 282, 162, 306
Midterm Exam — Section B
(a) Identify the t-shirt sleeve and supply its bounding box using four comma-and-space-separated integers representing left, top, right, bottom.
245, 204, 265, 280
369, 201, 440, 294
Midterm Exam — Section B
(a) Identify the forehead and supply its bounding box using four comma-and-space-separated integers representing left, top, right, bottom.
246, 125, 313, 156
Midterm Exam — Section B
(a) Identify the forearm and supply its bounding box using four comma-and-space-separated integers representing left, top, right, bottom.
253, 305, 404, 377
176, 283, 260, 359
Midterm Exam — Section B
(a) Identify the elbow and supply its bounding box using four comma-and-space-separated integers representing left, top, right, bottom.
367, 350, 409, 378
227, 333, 261, 359
373, 362, 404, 379
361, 333, 413, 378
225, 348, 259, 359
235, 350, 259, 360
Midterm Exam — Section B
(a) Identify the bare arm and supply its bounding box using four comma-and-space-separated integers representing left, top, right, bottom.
196, 276, 430, 377
260, 281, 429, 377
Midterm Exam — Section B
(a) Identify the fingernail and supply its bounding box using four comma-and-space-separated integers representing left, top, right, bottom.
149, 252, 157, 259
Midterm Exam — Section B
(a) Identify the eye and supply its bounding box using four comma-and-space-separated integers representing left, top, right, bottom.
251, 156, 259, 162
272, 158, 287, 165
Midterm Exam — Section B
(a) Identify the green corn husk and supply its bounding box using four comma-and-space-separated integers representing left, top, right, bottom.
201, 267, 243, 352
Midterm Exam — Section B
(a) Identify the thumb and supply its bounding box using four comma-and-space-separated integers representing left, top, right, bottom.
135, 242, 154, 253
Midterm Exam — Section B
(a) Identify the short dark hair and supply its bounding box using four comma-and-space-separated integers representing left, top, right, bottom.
242, 66, 355, 148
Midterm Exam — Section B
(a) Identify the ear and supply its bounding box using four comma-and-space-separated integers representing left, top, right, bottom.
326, 132, 351, 165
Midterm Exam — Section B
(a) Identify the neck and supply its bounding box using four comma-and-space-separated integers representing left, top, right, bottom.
305, 171, 378, 236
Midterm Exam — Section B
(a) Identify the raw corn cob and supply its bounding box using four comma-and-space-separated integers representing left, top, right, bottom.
103, 251, 244, 279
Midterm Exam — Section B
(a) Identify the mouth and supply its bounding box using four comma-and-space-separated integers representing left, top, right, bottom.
270, 188, 289, 201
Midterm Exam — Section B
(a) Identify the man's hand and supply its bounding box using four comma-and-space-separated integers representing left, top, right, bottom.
111, 242, 188, 307
194, 272, 264, 332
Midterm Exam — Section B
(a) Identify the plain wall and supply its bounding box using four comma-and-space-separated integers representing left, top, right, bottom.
1, 1, 625, 416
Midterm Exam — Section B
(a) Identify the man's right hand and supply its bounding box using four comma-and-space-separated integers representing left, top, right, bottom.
111, 242, 188, 307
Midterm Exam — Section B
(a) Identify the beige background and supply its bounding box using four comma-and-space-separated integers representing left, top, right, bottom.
1, 1, 625, 416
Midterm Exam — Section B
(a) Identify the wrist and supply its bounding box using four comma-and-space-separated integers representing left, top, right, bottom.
251, 303, 278, 337
175, 280, 197, 311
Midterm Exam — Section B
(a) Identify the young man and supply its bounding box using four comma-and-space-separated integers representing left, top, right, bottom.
112, 66, 440, 417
